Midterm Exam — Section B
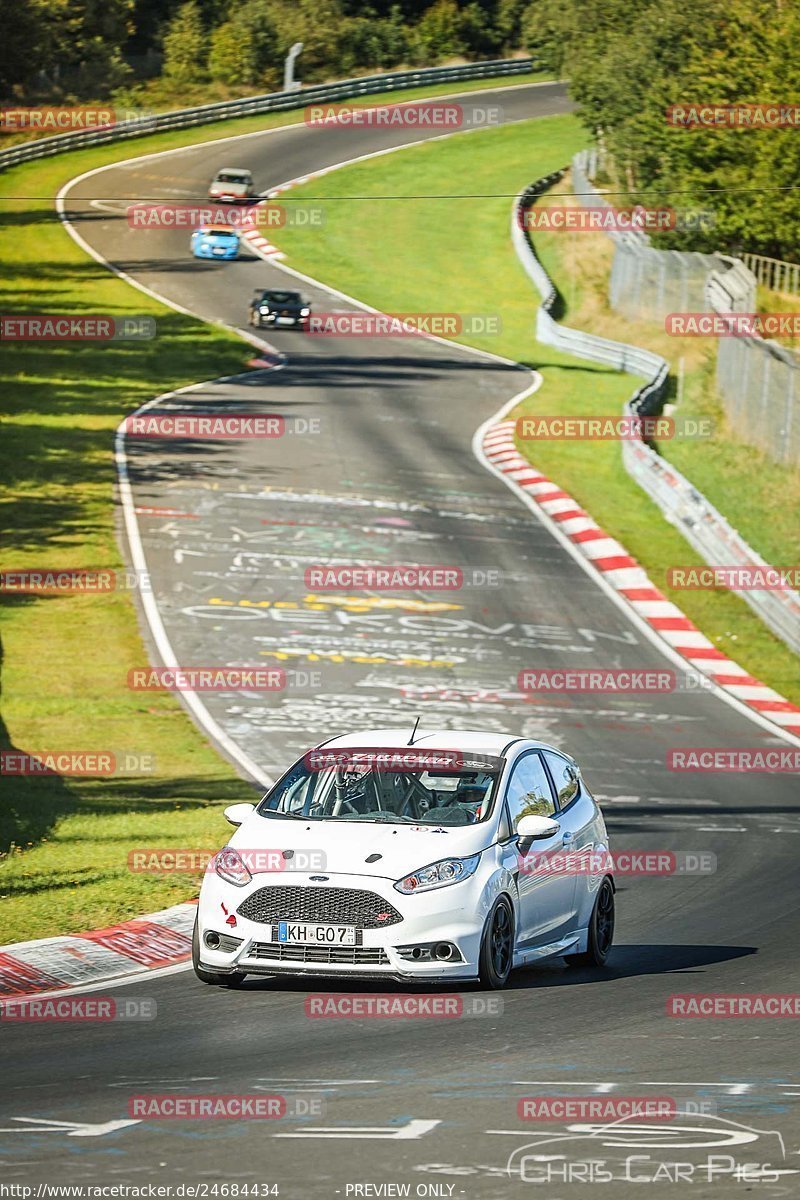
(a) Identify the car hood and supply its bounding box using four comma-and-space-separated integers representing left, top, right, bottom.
228, 814, 491, 882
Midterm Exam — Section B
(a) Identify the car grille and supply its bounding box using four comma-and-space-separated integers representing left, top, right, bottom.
248, 942, 390, 966
237, 885, 402, 928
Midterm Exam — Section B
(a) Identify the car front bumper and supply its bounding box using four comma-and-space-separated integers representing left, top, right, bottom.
193, 245, 238, 259
254, 313, 305, 326
196, 870, 488, 982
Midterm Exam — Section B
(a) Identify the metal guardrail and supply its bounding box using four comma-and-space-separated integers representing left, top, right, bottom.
514, 162, 800, 655
0, 58, 535, 173
513, 170, 669, 418
623, 438, 800, 657
743, 252, 800, 296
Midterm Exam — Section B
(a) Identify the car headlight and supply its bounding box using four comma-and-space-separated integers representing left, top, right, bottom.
300, 307, 310, 316
259, 306, 272, 314
394, 854, 480, 895
213, 846, 252, 887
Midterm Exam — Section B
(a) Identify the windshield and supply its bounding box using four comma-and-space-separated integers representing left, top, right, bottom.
258, 749, 503, 826
263, 291, 302, 304
216, 172, 250, 183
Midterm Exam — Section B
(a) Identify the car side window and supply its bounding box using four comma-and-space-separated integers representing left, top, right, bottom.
543, 752, 580, 809
504, 753, 557, 828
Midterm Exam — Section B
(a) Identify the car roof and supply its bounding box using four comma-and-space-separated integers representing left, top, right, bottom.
216, 167, 251, 175
317, 728, 535, 758
197, 225, 237, 235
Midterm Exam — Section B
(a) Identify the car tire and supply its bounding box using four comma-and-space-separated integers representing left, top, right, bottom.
564, 877, 615, 968
478, 897, 514, 989
192, 919, 247, 987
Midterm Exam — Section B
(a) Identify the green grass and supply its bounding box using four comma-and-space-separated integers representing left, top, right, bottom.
0, 73, 553, 944
0, 185, 256, 945
272, 117, 800, 706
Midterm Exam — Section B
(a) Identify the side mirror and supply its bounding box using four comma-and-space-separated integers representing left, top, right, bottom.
516, 814, 560, 854
223, 802, 256, 827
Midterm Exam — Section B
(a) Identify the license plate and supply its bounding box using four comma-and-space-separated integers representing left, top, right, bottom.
277, 921, 356, 946
276, 316, 295, 325
212, 248, 226, 254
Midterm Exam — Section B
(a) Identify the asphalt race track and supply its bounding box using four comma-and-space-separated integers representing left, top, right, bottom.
2, 83, 799, 1197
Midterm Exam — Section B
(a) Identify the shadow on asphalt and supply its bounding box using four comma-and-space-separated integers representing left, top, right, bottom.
217, 942, 756, 996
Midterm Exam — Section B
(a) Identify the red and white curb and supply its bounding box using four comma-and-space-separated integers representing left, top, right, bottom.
482, 420, 800, 739
238, 175, 328, 261
241, 227, 285, 259
0, 902, 196, 998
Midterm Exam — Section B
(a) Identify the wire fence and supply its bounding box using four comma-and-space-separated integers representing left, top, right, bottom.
743, 252, 800, 296
572, 151, 800, 468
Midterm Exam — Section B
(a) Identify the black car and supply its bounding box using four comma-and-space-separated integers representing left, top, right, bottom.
248, 289, 311, 329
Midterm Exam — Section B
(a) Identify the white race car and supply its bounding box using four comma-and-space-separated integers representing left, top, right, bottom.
193, 729, 615, 989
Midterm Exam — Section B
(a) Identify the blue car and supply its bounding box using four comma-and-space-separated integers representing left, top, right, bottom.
191, 224, 240, 260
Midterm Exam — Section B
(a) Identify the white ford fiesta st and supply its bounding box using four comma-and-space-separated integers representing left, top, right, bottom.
193, 729, 615, 989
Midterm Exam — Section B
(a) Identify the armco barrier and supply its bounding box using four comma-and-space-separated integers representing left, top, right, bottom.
0, 59, 534, 173
513, 171, 800, 657
513, 169, 669, 417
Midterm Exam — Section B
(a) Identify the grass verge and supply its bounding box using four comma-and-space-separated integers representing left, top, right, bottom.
272, 117, 800, 706
0, 72, 551, 944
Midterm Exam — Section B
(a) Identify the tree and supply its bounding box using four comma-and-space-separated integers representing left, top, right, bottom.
162, 0, 206, 84
415, 0, 466, 63
208, 21, 255, 85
